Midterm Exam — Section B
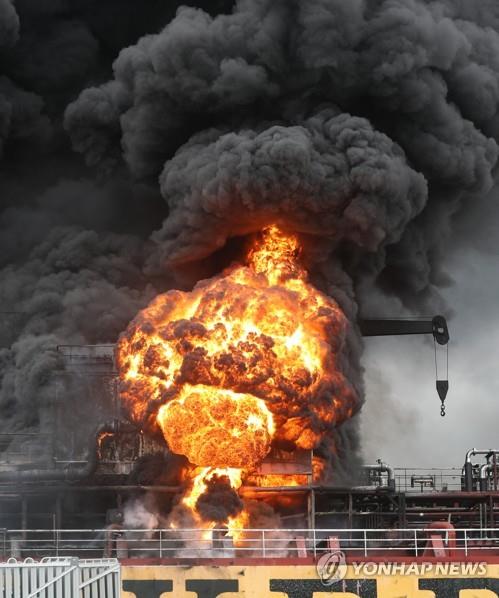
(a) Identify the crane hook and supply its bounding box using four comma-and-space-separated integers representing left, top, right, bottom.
436, 379, 448, 417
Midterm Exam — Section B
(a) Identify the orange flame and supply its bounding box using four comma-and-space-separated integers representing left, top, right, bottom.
157, 385, 274, 469
116, 224, 359, 528
97, 431, 114, 460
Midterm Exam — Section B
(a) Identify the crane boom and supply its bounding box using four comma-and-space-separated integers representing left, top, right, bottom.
358, 315, 450, 413
358, 315, 449, 345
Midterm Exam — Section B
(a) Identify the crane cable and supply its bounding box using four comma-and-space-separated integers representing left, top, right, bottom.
434, 338, 449, 417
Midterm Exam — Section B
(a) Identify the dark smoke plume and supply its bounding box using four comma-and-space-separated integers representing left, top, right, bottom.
0, 0, 192, 440
65, 0, 499, 308
195, 474, 244, 523
2, 0, 499, 477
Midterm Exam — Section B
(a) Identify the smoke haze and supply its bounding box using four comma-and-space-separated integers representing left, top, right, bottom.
1, 0, 499, 469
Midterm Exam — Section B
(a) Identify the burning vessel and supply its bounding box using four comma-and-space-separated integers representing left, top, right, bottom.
2, 0, 499, 595
1, 225, 497, 598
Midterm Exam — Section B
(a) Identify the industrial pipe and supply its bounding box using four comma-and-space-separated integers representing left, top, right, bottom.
465, 449, 496, 463
0, 420, 136, 483
363, 463, 395, 490
463, 449, 499, 491
479, 464, 492, 492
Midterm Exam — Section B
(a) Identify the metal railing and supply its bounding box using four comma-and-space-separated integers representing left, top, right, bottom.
0, 461, 464, 492
0, 557, 121, 598
393, 468, 463, 492
0, 433, 52, 465
1, 527, 498, 560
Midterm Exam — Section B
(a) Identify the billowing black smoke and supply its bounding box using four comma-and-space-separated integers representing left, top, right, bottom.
65, 0, 499, 302
195, 475, 244, 523
2, 0, 499, 477
0, 0, 216, 441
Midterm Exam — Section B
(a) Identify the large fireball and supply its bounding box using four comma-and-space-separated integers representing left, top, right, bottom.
157, 384, 274, 468
116, 225, 359, 469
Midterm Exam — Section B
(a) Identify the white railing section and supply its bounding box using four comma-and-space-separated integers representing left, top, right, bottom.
0, 557, 120, 598
1, 528, 498, 559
